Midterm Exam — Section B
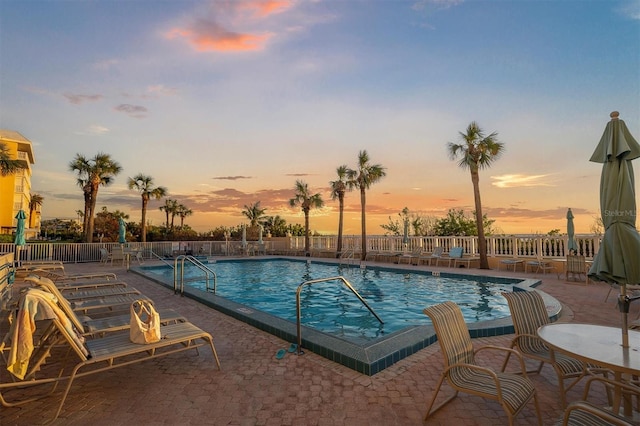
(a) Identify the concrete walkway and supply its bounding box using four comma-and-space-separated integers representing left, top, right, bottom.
1, 258, 637, 425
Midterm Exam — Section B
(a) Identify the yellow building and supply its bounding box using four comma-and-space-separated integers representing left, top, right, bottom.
0, 129, 37, 238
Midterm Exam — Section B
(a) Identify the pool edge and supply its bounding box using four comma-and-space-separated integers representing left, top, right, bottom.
131, 259, 557, 376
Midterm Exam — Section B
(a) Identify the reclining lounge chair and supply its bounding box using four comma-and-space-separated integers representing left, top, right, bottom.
418, 247, 444, 266
0, 288, 221, 422
26, 275, 143, 315
24, 275, 184, 336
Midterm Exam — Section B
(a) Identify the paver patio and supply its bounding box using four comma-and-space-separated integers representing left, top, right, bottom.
1, 258, 637, 425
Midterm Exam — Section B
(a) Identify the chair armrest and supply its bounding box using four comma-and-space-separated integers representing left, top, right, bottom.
443, 362, 502, 388
563, 401, 631, 426
475, 345, 530, 376
582, 375, 640, 401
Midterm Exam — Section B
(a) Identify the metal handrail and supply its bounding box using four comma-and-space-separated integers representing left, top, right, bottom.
150, 251, 174, 268
295, 275, 383, 355
0, 262, 15, 310
338, 248, 356, 266
173, 255, 217, 295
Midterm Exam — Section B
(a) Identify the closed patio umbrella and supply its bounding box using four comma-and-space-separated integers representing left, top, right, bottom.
566, 208, 577, 253
258, 225, 263, 244
241, 225, 247, 250
118, 218, 127, 244
402, 217, 409, 252
14, 210, 26, 264
588, 111, 640, 348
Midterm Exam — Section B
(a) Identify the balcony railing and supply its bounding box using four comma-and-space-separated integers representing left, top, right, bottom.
0, 234, 601, 264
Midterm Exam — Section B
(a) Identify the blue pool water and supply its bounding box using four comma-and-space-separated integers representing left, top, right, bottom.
142, 259, 516, 343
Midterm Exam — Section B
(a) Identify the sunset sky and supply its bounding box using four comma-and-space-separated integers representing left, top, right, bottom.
1, 0, 639, 236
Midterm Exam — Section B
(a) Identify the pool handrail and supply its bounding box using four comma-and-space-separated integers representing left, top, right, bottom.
150, 251, 174, 268
173, 255, 218, 295
295, 275, 383, 356
338, 249, 356, 266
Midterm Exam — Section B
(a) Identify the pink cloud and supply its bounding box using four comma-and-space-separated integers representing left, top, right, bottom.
166, 20, 271, 52
240, 0, 294, 18
164, 0, 294, 53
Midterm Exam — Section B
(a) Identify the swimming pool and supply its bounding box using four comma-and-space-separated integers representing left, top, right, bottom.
142, 259, 514, 342
133, 258, 553, 375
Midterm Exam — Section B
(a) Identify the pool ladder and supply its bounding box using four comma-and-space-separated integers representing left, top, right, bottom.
173, 255, 217, 295
338, 249, 357, 267
294, 276, 383, 356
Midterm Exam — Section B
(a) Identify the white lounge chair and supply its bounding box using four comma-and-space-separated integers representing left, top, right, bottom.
420, 247, 445, 266
0, 288, 220, 422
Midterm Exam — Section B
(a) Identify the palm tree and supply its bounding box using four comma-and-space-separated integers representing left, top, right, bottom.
448, 121, 504, 269
175, 204, 193, 228
347, 150, 386, 261
263, 215, 287, 237
330, 165, 351, 257
69, 153, 122, 243
241, 201, 267, 227
28, 193, 44, 228
159, 199, 178, 231
128, 173, 168, 242
289, 180, 324, 255
0, 142, 27, 176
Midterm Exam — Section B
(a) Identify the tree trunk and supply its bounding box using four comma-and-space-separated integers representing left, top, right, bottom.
336, 194, 344, 257
83, 188, 91, 240
141, 197, 148, 243
360, 187, 367, 261
304, 208, 310, 255
86, 186, 99, 243
471, 168, 489, 269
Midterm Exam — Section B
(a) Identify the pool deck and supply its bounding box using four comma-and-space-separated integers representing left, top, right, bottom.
2, 257, 638, 425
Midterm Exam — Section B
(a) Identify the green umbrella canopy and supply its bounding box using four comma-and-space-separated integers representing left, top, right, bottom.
588, 112, 640, 286
566, 208, 577, 253
588, 112, 640, 348
14, 210, 26, 247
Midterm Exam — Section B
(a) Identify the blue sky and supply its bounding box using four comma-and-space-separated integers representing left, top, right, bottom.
1, 0, 638, 235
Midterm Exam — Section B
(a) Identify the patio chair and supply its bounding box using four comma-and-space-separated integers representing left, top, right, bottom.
0, 287, 220, 422
525, 257, 555, 275
423, 301, 541, 425
364, 250, 379, 261
605, 284, 640, 304
434, 247, 473, 268
106, 246, 127, 267
434, 248, 459, 267
397, 247, 422, 265
99, 248, 111, 265
450, 248, 481, 269
499, 258, 525, 272
562, 376, 640, 426
419, 246, 444, 266
501, 290, 590, 408
566, 254, 589, 283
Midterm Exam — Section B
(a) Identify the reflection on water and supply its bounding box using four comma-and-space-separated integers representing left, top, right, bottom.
146, 259, 516, 342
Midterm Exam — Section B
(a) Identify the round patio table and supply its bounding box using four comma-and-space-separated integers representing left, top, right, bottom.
538, 323, 640, 417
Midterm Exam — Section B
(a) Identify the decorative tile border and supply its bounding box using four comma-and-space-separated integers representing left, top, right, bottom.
132, 259, 556, 375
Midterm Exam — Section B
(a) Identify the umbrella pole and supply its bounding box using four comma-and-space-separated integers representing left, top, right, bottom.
619, 285, 630, 348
